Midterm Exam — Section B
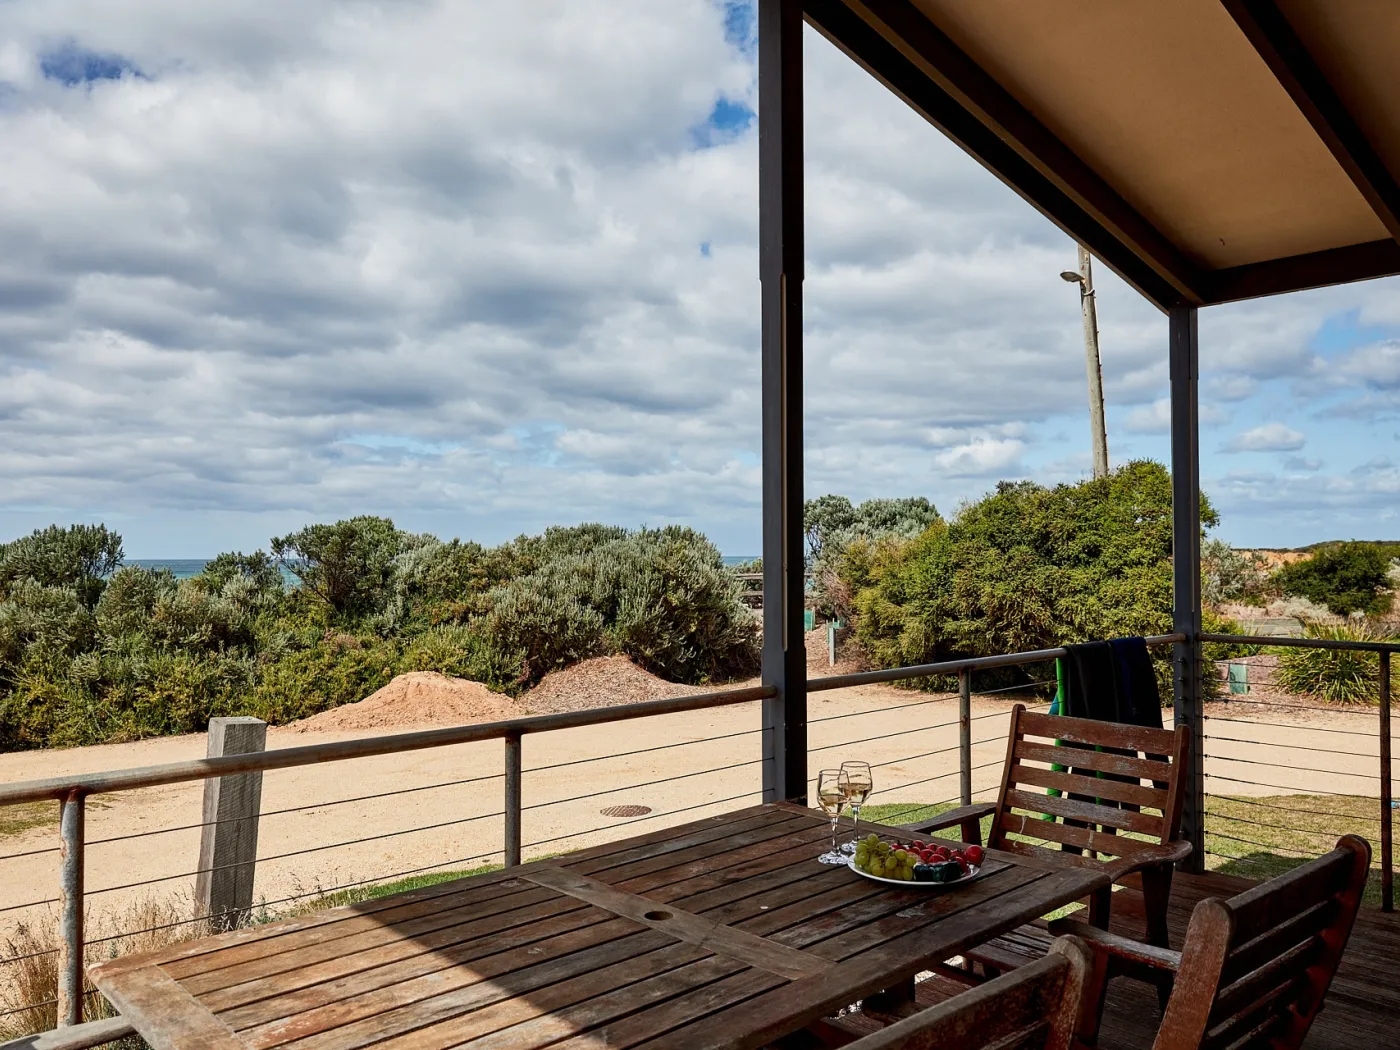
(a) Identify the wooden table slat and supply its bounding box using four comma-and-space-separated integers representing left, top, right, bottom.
281, 941, 715, 1050
186, 892, 588, 997
240, 929, 679, 1050
521, 865, 828, 980
209, 905, 619, 1018
374, 954, 752, 1050
94, 965, 245, 1050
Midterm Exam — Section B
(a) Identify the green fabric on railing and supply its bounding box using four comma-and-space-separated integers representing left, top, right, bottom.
1045, 656, 1067, 805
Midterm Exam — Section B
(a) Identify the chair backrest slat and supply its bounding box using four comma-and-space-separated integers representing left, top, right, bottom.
848, 937, 1092, 1050
1154, 836, 1371, 1050
989, 705, 1187, 867
1016, 740, 1172, 782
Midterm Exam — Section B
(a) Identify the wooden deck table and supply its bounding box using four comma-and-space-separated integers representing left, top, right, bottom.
90, 802, 1109, 1050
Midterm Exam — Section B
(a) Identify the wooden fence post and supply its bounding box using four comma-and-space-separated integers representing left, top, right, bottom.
196, 717, 266, 929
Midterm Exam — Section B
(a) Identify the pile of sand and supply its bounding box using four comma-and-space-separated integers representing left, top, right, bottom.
288, 671, 520, 732
524, 655, 701, 714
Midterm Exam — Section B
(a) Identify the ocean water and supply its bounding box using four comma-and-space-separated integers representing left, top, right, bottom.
127, 558, 210, 580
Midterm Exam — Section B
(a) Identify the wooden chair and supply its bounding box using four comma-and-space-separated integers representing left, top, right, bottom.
906, 705, 1191, 969
1052, 835, 1370, 1049
842, 936, 1093, 1050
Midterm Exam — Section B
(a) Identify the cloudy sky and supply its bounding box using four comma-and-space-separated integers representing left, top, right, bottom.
1, 0, 1398, 558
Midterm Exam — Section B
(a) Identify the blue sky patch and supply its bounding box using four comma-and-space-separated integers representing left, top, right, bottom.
1309, 308, 1397, 357
691, 97, 754, 148
721, 0, 757, 57
700, 241, 712, 257
39, 42, 142, 86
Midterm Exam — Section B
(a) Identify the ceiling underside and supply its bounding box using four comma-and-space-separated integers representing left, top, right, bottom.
804, 0, 1400, 312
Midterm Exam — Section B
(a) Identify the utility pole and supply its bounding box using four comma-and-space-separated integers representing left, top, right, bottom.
1061, 246, 1109, 478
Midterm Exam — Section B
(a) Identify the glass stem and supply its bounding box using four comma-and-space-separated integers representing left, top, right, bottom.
852, 805, 861, 844
831, 815, 839, 855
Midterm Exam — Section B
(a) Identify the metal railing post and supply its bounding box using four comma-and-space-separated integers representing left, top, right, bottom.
1381, 650, 1393, 913
56, 788, 86, 1027
959, 669, 972, 806
504, 733, 522, 867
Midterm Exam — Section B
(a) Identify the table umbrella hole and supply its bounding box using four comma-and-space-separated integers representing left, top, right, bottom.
644, 910, 673, 921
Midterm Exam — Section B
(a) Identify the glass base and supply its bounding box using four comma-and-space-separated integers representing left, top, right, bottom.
817, 849, 847, 865
840, 841, 856, 854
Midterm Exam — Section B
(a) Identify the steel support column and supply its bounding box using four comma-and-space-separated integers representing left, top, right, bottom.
1170, 306, 1205, 873
759, 0, 807, 804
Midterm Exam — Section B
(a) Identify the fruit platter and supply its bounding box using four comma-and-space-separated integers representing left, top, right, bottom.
849, 834, 985, 887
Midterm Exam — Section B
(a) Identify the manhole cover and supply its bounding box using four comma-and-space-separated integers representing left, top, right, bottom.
600, 805, 652, 818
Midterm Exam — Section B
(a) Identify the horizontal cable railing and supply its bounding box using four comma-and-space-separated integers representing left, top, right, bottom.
1196, 632, 1394, 914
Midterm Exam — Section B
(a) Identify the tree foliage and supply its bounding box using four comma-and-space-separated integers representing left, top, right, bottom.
804, 495, 940, 620
1271, 541, 1393, 617
841, 462, 1220, 681
0, 525, 123, 610
271, 517, 407, 618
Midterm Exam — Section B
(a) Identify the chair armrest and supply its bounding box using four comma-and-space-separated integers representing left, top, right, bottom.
1047, 918, 1183, 972
901, 802, 996, 839
1103, 839, 1192, 881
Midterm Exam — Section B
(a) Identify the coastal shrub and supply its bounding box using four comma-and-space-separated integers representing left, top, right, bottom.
193, 551, 284, 603
271, 516, 408, 618
844, 462, 1217, 687
247, 639, 398, 724
398, 623, 523, 691
1274, 620, 1398, 705
1201, 539, 1271, 606
0, 524, 123, 610
1272, 541, 1392, 617
805, 495, 941, 622
480, 526, 759, 686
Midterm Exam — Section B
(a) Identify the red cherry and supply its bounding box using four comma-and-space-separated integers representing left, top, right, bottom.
912, 840, 926, 850
965, 846, 985, 865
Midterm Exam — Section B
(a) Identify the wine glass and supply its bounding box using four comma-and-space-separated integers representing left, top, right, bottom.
815, 769, 849, 865
840, 761, 873, 853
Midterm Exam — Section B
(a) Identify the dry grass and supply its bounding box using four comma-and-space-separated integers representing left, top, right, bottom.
0, 893, 209, 1043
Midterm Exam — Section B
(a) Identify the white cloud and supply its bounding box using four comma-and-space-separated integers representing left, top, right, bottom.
933, 438, 1024, 476
0, 0, 1395, 555
1223, 424, 1307, 453
1122, 398, 1227, 434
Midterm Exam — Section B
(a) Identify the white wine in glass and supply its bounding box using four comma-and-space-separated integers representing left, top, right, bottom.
840, 761, 873, 853
816, 769, 849, 865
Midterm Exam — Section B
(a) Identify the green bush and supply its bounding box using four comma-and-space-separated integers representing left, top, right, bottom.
485, 525, 758, 686
1201, 539, 1270, 606
1273, 620, 1398, 705
271, 516, 408, 619
247, 639, 399, 724
0, 525, 123, 610
805, 495, 940, 621
844, 462, 1216, 689
398, 623, 523, 691
1271, 541, 1392, 617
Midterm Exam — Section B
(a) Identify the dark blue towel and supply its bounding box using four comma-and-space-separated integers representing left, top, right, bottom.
1061, 637, 1161, 729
